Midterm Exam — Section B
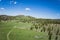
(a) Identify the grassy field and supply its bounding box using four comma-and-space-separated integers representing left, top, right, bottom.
0, 21, 47, 40
0, 21, 60, 40
9, 29, 48, 40
0, 21, 31, 40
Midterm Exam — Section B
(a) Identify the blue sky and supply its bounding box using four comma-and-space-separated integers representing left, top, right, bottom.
0, 0, 60, 19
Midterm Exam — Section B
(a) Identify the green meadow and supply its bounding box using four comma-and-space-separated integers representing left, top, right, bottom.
0, 21, 48, 40
0, 15, 60, 40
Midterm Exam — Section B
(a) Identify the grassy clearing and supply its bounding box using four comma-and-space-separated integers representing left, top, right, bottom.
0, 21, 48, 40
0, 21, 32, 40
9, 28, 48, 40
0, 21, 60, 40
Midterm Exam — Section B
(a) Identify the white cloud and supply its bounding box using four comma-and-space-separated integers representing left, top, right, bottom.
25, 8, 31, 11
14, 1, 17, 4
0, 8, 5, 10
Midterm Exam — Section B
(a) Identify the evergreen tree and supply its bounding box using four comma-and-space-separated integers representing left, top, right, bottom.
55, 28, 59, 40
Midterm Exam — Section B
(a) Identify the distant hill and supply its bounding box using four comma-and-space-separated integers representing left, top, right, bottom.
0, 15, 60, 24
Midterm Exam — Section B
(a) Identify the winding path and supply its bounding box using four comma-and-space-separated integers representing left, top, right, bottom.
7, 26, 28, 40
7, 26, 16, 40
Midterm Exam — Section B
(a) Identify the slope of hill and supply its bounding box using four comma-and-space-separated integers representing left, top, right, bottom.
0, 15, 60, 24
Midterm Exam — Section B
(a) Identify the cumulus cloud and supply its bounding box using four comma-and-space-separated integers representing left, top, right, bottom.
25, 8, 31, 11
